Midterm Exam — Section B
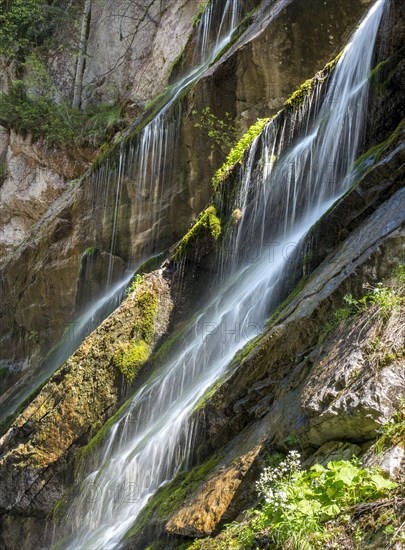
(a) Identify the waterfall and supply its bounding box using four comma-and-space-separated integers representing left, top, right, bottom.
0, 272, 133, 424
55, 1, 386, 548
0, 0, 243, 429
98, 0, 243, 285
194, 0, 240, 64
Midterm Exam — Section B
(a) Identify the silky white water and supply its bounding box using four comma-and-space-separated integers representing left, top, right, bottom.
56, 2, 386, 548
0, 271, 134, 423
0, 0, 243, 426
99, 0, 243, 284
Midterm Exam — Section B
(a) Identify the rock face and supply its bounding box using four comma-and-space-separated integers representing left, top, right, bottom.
0, 0, 373, 400
0, 270, 173, 531
0, 0, 404, 549
0, 0, 200, 263
0, 131, 92, 261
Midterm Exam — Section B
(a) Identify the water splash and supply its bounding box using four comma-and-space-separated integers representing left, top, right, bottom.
56, 2, 386, 549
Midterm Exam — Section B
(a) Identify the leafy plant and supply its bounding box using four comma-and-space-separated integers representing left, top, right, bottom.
0, 0, 74, 57
344, 283, 403, 319
0, 80, 124, 148
191, 452, 397, 550
193, 107, 238, 158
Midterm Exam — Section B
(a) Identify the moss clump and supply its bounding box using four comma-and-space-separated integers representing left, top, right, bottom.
124, 453, 222, 542
135, 291, 160, 342
113, 340, 151, 382
113, 289, 159, 382
174, 205, 222, 260
284, 78, 315, 109
212, 118, 269, 190
83, 246, 99, 257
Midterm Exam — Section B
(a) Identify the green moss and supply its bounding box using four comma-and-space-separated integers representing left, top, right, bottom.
369, 59, 389, 80
135, 252, 167, 277
135, 291, 160, 343
192, 1, 210, 26
113, 340, 151, 383
52, 493, 69, 525
193, 378, 224, 413
353, 120, 405, 174
112, 289, 159, 382
212, 118, 269, 191
83, 246, 99, 257
124, 453, 223, 542
126, 274, 143, 295
265, 276, 311, 329
284, 78, 315, 109
174, 205, 222, 260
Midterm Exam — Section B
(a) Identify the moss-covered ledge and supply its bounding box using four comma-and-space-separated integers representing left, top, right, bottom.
172, 205, 222, 261
211, 50, 344, 193
0, 270, 174, 516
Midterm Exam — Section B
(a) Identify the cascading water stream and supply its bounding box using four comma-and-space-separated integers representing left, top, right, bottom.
101, 0, 243, 285
55, 2, 387, 548
0, 0, 243, 426
0, 271, 134, 422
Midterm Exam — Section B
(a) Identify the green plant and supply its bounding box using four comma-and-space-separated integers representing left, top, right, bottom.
344, 282, 403, 319
324, 306, 352, 334
0, 0, 77, 59
28, 329, 39, 343
212, 118, 269, 190
193, 107, 238, 158
0, 80, 124, 148
394, 264, 405, 283
192, 453, 397, 550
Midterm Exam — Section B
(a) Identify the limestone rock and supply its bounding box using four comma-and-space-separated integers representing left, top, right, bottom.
303, 441, 362, 468
363, 445, 405, 481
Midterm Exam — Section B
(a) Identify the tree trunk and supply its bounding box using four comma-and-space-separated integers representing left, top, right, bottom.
72, 0, 92, 109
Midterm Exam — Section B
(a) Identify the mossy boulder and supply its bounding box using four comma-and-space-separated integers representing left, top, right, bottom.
0, 270, 173, 516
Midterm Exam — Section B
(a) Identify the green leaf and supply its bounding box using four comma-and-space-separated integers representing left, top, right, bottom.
323, 503, 341, 517
369, 473, 397, 491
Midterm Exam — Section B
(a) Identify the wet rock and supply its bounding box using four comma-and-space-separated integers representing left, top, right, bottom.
0, 270, 173, 516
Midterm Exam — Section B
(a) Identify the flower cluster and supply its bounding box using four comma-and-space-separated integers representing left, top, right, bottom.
256, 450, 301, 509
